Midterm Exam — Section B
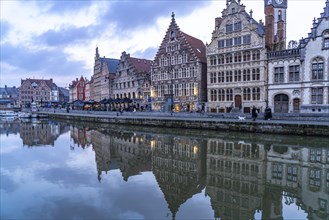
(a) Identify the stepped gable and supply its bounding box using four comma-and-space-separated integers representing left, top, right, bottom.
153, 12, 206, 65
299, 0, 329, 47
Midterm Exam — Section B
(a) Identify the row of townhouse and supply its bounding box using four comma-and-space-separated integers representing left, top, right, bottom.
70, 0, 329, 113
206, 0, 328, 114
19, 78, 69, 107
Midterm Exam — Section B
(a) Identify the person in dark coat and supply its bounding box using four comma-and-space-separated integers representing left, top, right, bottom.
264, 106, 272, 120
251, 106, 257, 121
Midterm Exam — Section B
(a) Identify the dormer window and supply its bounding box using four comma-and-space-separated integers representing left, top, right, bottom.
232, 8, 235, 13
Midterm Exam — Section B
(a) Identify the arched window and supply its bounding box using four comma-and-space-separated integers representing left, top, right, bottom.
278, 10, 282, 21
243, 51, 251, 61
218, 55, 225, 64
311, 57, 324, 80
234, 70, 242, 82
226, 54, 233, 63
210, 56, 217, 66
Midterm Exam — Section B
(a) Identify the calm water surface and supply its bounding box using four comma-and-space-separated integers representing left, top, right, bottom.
1, 119, 328, 219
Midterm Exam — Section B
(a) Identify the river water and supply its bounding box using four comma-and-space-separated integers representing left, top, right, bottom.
1, 118, 328, 219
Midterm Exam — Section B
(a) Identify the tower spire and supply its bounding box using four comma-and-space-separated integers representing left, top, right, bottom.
95, 45, 100, 59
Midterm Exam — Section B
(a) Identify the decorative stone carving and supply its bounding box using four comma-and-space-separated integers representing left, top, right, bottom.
292, 90, 300, 96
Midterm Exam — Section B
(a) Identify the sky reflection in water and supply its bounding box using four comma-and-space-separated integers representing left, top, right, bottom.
1, 119, 328, 219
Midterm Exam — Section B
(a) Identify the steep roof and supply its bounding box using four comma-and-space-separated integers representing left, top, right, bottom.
59, 87, 69, 97
153, 12, 206, 64
21, 78, 53, 89
129, 57, 152, 73
100, 57, 120, 74
181, 31, 206, 63
0, 86, 19, 97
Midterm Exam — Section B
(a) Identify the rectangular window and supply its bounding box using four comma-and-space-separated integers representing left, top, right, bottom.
226, 24, 233, 33
309, 169, 321, 189
287, 166, 298, 182
311, 87, 323, 104
272, 163, 283, 179
218, 72, 225, 83
289, 65, 300, 82
243, 35, 251, 44
218, 89, 225, 101
274, 67, 284, 83
226, 71, 233, 82
211, 90, 217, 102
312, 62, 324, 80
310, 149, 322, 162
218, 40, 225, 48
210, 72, 217, 84
226, 89, 233, 101
234, 37, 241, 46
226, 39, 233, 47
234, 21, 242, 31
324, 38, 329, 49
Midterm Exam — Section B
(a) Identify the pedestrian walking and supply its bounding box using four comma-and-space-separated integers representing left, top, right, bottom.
264, 106, 272, 120
251, 106, 257, 121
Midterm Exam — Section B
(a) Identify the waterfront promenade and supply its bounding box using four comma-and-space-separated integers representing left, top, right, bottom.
38, 108, 329, 137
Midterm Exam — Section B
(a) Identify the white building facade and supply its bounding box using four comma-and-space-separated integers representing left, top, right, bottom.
206, 0, 267, 113
267, 0, 329, 113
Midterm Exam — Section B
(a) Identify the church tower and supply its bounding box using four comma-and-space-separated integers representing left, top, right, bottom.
265, 0, 288, 51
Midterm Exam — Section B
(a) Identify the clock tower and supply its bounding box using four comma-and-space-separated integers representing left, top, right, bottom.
264, 0, 288, 51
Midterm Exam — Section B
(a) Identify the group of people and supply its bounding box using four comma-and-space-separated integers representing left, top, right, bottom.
251, 106, 272, 121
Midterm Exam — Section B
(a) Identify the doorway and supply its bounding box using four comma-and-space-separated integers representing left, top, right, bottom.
274, 94, 289, 113
293, 98, 300, 112
235, 95, 241, 108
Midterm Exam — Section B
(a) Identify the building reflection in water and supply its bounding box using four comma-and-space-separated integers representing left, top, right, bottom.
151, 134, 207, 219
206, 138, 266, 220
68, 123, 328, 219
19, 119, 69, 147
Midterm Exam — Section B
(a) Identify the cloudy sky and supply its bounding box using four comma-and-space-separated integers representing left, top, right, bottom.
0, 0, 326, 88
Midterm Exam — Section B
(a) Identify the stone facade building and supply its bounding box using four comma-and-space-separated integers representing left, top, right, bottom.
93, 47, 119, 101
151, 13, 207, 112
112, 51, 152, 110
20, 78, 58, 106
206, 0, 267, 113
267, 0, 329, 113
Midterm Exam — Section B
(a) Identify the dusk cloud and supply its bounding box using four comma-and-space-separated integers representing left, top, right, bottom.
0, 0, 325, 87
103, 1, 208, 31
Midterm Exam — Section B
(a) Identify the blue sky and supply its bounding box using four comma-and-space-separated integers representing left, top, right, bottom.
0, 0, 325, 88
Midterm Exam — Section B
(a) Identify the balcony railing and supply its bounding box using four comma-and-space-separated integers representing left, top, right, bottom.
267, 48, 301, 60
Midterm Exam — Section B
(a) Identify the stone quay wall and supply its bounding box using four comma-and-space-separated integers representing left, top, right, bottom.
42, 110, 329, 137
